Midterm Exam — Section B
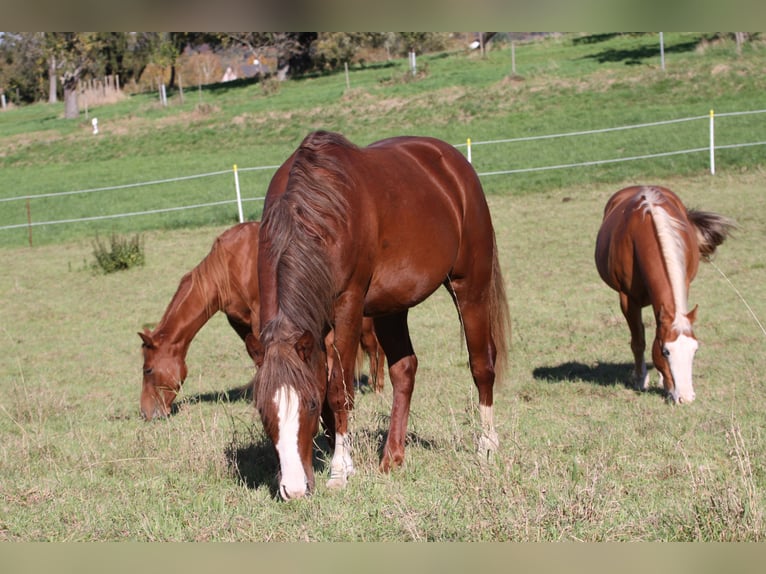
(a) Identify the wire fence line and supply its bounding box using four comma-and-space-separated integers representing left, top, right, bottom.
0, 198, 267, 230
0, 165, 282, 204
1, 109, 764, 234
475, 146, 712, 177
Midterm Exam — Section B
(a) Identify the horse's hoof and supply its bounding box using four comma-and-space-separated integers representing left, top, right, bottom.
478, 432, 499, 453
326, 475, 348, 490
379, 451, 404, 474
633, 373, 650, 391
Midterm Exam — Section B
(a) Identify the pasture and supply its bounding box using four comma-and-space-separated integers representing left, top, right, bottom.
1, 169, 764, 541
1, 32, 765, 541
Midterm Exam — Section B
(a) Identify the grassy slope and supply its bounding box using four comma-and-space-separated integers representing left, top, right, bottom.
0, 33, 765, 541
1, 32, 765, 246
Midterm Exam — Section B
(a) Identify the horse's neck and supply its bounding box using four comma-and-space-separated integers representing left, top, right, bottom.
155, 272, 221, 354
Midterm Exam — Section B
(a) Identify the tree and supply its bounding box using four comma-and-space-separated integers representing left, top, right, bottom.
45, 33, 104, 118
0, 33, 46, 103
313, 33, 382, 71
395, 33, 448, 56
221, 33, 317, 79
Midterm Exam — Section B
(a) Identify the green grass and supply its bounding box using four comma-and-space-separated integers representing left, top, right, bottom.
1, 171, 764, 541
1, 32, 765, 247
1, 32, 765, 541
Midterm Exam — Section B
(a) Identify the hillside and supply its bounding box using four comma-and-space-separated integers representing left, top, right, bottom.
1, 32, 764, 246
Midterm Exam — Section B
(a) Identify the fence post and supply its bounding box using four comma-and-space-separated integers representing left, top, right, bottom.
233, 164, 244, 223
344, 62, 350, 90
466, 138, 472, 163
26, 199, 33, 247
709, 109, 715, 175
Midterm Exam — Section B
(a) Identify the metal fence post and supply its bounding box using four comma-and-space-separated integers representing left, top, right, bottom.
709, 109, 716, 175
233, 165, 244, 222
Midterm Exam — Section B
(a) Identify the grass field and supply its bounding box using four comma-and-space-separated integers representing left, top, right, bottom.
1, 32, 766, 541
1, 170, 764, 541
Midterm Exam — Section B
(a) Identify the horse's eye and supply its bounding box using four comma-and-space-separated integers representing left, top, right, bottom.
307, 399, 319, 413
143, 367, 154, 376
661, 347, 670, 358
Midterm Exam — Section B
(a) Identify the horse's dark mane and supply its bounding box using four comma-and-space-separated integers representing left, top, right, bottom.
260, 131, 354, 344
256, 132, 354, 407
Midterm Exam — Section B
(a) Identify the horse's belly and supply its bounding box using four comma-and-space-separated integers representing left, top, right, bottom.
363, 260, 450, 316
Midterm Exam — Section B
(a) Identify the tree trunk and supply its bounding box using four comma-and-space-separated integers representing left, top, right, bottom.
63, 75, 79, 119
48, 55, 58, 103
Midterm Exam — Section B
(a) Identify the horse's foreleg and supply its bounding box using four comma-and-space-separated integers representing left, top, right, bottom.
374, 312, 416, 472
325, 297, 363, 490
620, 293, 648, 390
325, 343, 357, 489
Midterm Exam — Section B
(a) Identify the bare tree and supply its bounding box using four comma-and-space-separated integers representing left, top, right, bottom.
48, 53, 57, 103
45, 33, 103, 118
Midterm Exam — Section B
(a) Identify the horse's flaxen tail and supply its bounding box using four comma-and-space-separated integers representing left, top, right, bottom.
687, 209, 737, 261
489, 233, 512, 385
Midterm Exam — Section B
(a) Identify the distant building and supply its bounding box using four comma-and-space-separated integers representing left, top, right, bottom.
221, 66, 238, 82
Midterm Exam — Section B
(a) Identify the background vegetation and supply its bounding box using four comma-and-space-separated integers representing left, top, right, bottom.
1, 32, 764, 247
0, 32, 765, 541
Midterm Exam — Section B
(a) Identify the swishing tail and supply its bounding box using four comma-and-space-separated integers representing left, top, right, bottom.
687, 209, 737, 260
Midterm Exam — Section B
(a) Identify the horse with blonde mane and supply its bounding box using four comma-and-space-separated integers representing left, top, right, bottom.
595, 185, 735, 403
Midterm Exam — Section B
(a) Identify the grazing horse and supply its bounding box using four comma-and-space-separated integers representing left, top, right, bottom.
253, 130, 511, 500
138, 221, 385, 421
595, 185, 735, 403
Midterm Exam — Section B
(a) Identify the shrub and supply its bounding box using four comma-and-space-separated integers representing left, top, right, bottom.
91, 233, 145, 274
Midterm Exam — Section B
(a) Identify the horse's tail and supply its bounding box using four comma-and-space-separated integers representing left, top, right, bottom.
687, 209, 737, 261
489, 233, 512, 384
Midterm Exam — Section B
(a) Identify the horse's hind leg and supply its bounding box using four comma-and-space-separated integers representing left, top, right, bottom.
620, 293, 648, 390
447, 280, 499, 460
360, 317, 385, 393
373, 311, 417, 472
462, 306, 500, 459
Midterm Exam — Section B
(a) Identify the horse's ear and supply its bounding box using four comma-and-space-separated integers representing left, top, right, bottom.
295, 330, 315, 363
687, 304, 699, 325
245, 333, 265, 368
138, 330, 154, 349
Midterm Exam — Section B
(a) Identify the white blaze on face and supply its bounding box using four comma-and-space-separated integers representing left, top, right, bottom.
664, 334, 698, 404
273, 385, 308, 499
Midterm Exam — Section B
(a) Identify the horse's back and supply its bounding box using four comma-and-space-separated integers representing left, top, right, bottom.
260, 131, 496, 316
596, 185, 690, 299
359, 136, 495, 312
361, 136, 492, 244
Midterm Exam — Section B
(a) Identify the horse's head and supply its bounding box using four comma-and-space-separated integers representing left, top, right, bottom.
253, 328, 326, 500
653, 305, 699, 404
138, 330, 187, 420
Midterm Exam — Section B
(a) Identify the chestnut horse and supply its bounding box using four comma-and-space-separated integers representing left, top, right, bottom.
595, 185, 735, 403
138, 221, 385, 420
253, 131, 511, 500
